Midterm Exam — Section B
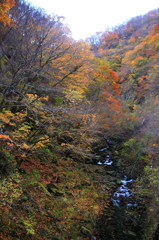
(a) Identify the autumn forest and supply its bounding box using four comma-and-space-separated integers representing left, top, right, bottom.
0, 0, 159, 239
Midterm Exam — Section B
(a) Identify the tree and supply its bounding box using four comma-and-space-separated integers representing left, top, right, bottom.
0, 0, 93, 117
100, 30, 119, 49
85, 57, 122, 133
0, 0, 15, 25
0, 0, 94, 158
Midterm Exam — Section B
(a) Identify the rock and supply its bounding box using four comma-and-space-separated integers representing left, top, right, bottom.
82, 181, 91, 187
107, 171, 114, 175
74, 182, 91, 189
66, 192, 74, 197
18, 167, 26, 174
74, 184, 83, 189
47, 183, 64, 196
95, 169, 103, 174
47, 183, 58, 192
40, 229, 47, 237
9, 231, 19, 238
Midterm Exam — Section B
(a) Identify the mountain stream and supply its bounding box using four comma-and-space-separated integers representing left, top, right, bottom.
97, 138, 137, 208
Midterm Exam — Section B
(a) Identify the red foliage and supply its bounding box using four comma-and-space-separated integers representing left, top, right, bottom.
112, 82, 120, 96
109, 70, 118, 81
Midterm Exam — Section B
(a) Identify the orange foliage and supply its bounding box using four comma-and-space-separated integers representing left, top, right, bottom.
152, 24, 159, 35
155, 96, 159, 105
128, 36, 137, 44
98, 48, 107, 54
102, 31, 119, 41
100, 31, 119, 49
0, 0, 15, 25
132, 56, 144, 65
107, 96, 121, 110
0, 134, 12, 141
124, 26, 133, 31
0, 134, 13, 147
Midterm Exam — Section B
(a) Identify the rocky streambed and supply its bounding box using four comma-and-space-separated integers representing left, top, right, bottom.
94, 138, 143, 240
96, 138, 137, 208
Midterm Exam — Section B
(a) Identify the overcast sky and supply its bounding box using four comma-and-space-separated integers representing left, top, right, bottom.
28, 0, 159, 40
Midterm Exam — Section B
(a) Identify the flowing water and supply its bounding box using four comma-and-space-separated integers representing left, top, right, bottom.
97, 139, 137, 208
112, 176, 137, 207
95, 138, 144, 239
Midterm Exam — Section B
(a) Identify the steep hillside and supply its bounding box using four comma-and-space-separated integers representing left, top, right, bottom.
87, 7, 159, 240
0, 1, 159, 239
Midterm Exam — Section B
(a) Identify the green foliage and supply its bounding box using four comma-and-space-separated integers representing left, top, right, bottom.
0, 93, 3, 104
155, 42, 159, 51
20, 217, 36, 235
123, 137, 136, 147
18, 123, 32, 134
37, 147, 58, 163
54, 96, 63, 106
37, 182, 52, 196
130, 69, 140, 81
0, 58, 5, 69
134, 57, 149, 68
20, 195, 28, 201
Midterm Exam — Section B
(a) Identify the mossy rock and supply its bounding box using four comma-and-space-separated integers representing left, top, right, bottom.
81, 226, 91, 237
47, 183, 64, 196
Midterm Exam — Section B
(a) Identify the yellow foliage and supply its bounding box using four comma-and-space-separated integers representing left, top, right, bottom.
0, 110, 14, 124
61, 143, 67, 146
20, 143, 30, 149
34, 135, 50, 148
26, 94, 38, 101
0, 173, 22, 204
18, 126, 30, 133
34, 142, 45, 148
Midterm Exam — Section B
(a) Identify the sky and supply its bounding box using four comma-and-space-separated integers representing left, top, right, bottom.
28, 0, 159, 40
